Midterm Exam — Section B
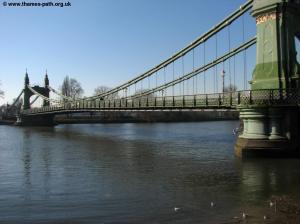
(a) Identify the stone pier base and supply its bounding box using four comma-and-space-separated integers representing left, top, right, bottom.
235, 138, 300, 158
235, 106, 300, 158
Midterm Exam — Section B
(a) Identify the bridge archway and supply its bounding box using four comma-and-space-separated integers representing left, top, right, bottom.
23, 72, 50, 110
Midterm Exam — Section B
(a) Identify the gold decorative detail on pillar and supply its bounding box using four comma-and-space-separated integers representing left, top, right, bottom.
256, 12, 281, 25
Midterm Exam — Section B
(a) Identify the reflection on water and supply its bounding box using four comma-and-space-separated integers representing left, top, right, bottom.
0, 121, 299, 223
240, 159, 300, 202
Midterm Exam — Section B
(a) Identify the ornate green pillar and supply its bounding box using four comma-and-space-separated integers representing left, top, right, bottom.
251, 0, 300, 89
23, 72, 31, 110
239, 108, 269, 139
235, 0, 300, 158
43, 73, 50, 107
268, 107, 285, 140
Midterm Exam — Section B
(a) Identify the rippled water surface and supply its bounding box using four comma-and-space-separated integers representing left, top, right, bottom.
1, 121, 300, 223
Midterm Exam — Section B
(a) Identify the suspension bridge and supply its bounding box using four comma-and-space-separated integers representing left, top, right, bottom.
6, 0, 300, 157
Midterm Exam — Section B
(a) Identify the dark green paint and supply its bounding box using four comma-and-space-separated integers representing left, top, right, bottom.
251, 0, 300, 90
23, 73, 50, 110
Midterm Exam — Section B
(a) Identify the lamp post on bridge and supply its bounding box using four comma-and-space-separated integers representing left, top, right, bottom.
221, 70, 225, 93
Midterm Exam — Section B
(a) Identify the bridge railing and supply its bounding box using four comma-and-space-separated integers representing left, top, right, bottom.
238, 89, 300, 106
21, 89, 300, 115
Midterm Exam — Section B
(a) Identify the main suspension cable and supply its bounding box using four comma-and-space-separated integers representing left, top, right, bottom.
30, 96, 39, 105
84, 0, 253, 100
129, 37, 256, 99
27, 85, 61, 104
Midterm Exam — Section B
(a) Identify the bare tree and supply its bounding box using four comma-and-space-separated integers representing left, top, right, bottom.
60, 76, 84, 99
133, 89, 156, 99
224, 84, 238, 92
94, 86, 110, 95
0, 81, 4, 99
0, 104, 6, 117
94, 86, 118, 100
61, 76, 70, 98
15, 97, 23, 110
7, 97, 23, 115
69, 78, 83, 99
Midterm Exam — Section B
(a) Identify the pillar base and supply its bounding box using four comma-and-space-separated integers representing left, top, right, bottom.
238, 108, 269, 139
235, 137, 300, 158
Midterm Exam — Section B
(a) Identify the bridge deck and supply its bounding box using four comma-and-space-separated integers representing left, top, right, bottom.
22, 89, 300, 116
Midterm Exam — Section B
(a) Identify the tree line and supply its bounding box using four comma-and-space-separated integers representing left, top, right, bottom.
60, 76, 116, 99
0, 76, 238, 108
0, 81, 4, 99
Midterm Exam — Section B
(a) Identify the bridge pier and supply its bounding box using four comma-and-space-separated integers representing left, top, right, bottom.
235, 106, 300, 158
238, 108, 269, 139
235, 0, 300, 158
17, 114, 56, 126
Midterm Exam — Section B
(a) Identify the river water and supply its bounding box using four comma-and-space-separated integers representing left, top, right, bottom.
0, 121, 300, 223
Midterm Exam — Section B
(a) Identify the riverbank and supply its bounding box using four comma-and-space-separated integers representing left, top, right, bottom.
225, 195, 300, 224
0, 119, 15, 125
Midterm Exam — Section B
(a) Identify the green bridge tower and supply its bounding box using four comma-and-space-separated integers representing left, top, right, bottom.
23, 71, 50, 110
235, 0, 300, 157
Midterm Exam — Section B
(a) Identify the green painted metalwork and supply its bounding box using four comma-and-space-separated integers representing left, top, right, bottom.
23, 73, 50, 110
85, 0, 253, 101
251, 0, 300, 89
23, 72, 30, 110
21, 88, 300, 116
19, 0, 300, 120
129, 37, 256, 99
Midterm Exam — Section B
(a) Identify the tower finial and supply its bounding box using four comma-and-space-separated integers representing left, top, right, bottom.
25, 69, 29, 86
45, 69, 49, 87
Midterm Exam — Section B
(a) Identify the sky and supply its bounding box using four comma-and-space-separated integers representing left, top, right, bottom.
0, 0, 256, 104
